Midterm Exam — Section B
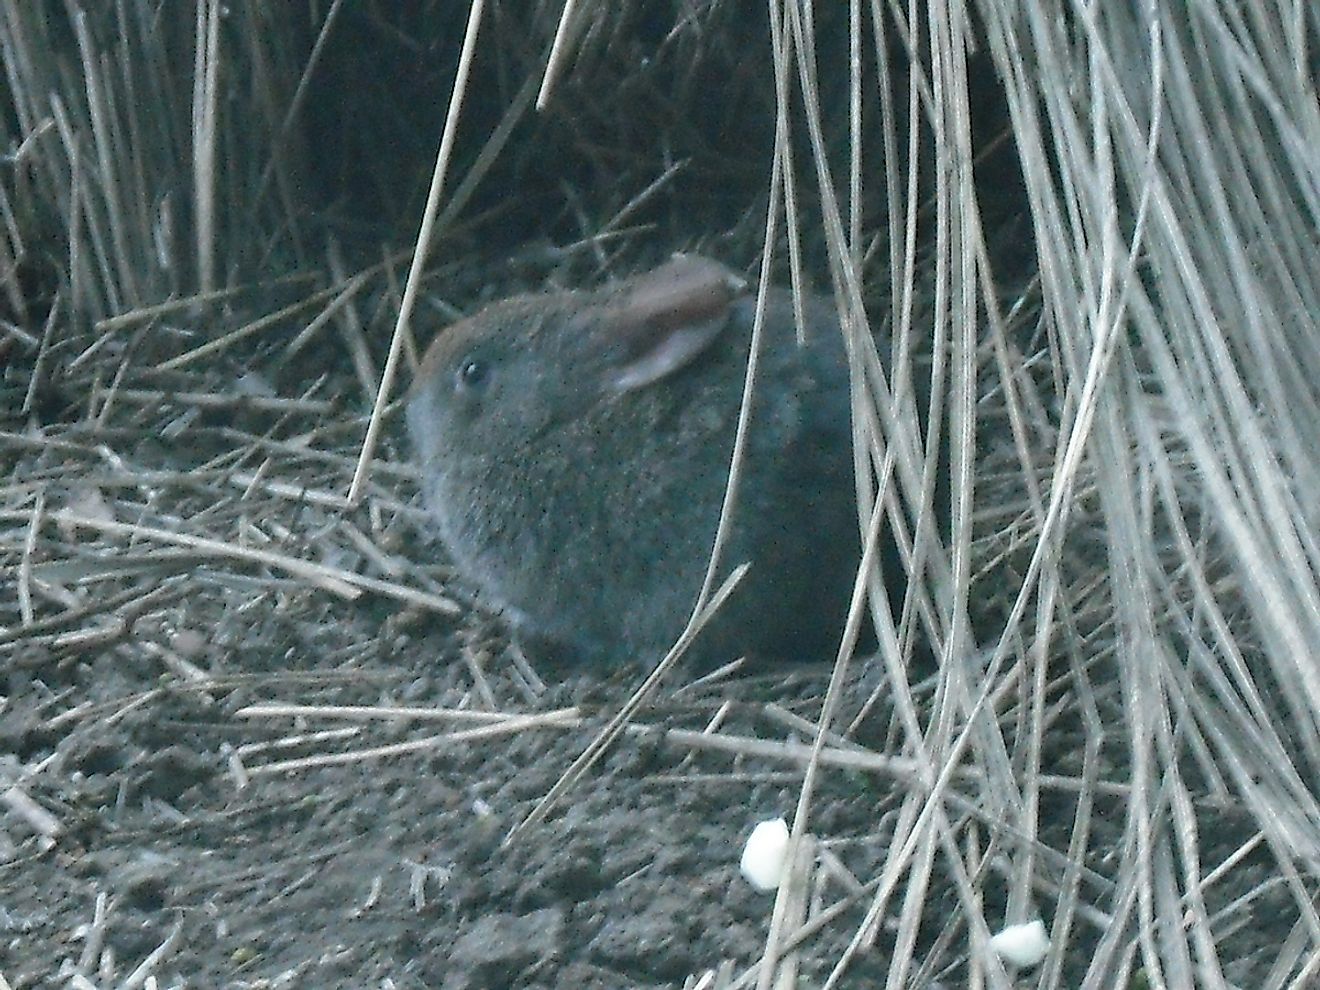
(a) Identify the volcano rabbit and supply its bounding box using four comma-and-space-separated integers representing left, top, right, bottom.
407, 254, 873, 668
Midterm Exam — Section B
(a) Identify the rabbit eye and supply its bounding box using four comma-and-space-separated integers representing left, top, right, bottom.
456, 357, 489, 390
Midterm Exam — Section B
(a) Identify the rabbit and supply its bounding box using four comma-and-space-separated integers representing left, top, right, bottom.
406, 253, 880, 669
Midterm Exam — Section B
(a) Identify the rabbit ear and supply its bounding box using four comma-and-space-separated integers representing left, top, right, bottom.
603, 255, 746, 392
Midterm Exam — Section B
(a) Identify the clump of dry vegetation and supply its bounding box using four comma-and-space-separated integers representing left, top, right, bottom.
2, 1, 1318, 987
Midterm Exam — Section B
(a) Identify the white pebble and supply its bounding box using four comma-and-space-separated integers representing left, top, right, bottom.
989, 919, 1050, 967
739, 818, 790, 892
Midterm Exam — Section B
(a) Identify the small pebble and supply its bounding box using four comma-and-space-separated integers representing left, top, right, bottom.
989, 919, 1050, 967
739, 818, 790, 892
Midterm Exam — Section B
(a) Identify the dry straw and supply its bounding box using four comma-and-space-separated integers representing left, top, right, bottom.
2, 1, 1318, 987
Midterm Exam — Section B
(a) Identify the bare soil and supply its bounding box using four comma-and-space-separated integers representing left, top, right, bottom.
0, 317, 1292, 990
1, 552, 908, 987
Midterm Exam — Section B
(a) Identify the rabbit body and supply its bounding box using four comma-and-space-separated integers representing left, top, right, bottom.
407, 256, 864, 667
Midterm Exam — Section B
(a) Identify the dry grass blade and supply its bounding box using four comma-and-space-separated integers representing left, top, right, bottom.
350, 0, 486, 504
236, 701, 578, 725
240, 710, 581, 777
4, 508, 457, 615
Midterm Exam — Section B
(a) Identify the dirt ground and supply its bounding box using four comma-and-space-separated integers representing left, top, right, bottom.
0, 305, 1299, 990
0, 506, 911, 986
